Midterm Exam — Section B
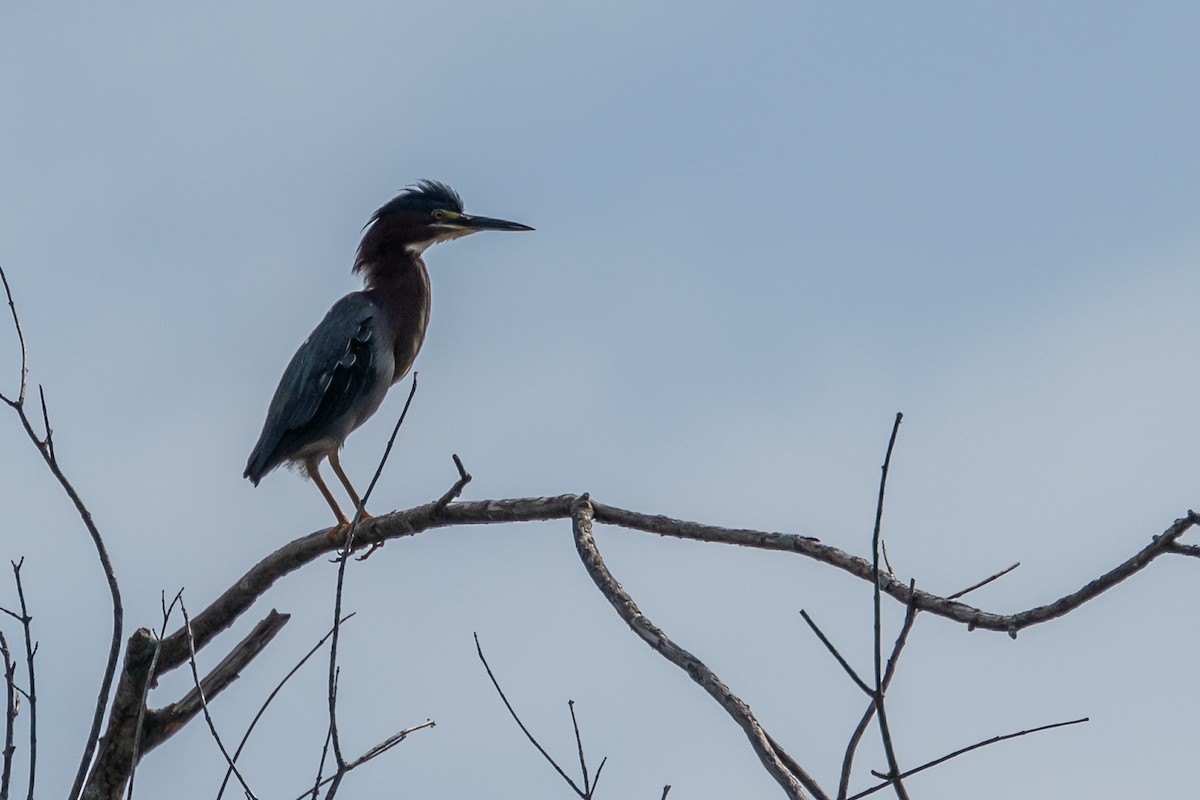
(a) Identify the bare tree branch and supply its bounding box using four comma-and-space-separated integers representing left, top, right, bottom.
571, 496, 828, 800
142, 492, 1200, 700
0, 266, 124, 800
149, 610, 290, 751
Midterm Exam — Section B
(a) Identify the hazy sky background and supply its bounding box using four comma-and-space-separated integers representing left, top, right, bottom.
2, 3, 1199, 798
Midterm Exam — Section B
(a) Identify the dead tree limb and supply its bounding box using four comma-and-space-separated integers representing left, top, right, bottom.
571, 495, 827, 800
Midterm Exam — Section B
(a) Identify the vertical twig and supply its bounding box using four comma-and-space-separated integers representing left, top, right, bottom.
568, 700, 595, 796
1, 631, 16, 800
179, 599, 257, 800
7, 561, 36, 800
125, 590, 183, 800
870, 413, 909, 800
327, 374, 418, 779
0, 266, 28, 407
217, 615, 354, 800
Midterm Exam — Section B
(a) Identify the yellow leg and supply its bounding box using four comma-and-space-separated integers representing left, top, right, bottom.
305, 461, 350, 529
329, 451, 372, 520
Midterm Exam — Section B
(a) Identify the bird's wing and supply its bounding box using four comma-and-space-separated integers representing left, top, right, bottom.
244, 292, 381, 482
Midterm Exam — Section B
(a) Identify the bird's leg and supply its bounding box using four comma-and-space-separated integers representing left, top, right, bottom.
328, 450, 373, 521
328, 451, 382, 557
306, 461, 354, 545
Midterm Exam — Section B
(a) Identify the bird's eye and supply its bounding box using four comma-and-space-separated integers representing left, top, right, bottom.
432, 209, 446, 220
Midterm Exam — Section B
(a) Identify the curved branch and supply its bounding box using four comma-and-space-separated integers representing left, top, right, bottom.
0, 266, 123, 800
148, 495, 1200, 683
570, 496, 827, 800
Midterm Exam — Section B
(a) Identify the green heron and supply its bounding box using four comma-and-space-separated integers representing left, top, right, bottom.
244, 180, 532, 532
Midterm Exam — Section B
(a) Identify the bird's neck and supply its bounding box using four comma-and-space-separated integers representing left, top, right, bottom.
360, 254, 432, 384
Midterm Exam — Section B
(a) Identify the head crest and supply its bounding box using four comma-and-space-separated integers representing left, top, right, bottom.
368, 180, 464, 225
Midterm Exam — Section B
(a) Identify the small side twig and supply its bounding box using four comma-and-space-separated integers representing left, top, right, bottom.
1165, 542, 1200, 559
847, 717, 1088, 800
798, 610, 871, 696
292, 719, 435, 800
474, 633, 591, 798
948, 563, 1021, 601
434, 454, 472, 513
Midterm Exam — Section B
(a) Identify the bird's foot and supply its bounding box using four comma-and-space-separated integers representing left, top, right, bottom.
355, 540, 385, 561
327, 512, 378, 559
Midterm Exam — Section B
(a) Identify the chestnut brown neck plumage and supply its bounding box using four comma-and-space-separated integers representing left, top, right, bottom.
354, 216, 432, 384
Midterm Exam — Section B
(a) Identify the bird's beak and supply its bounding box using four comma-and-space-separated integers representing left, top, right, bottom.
454, 213, 534, 233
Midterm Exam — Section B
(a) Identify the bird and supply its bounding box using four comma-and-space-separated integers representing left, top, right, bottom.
244, 180, 532, 536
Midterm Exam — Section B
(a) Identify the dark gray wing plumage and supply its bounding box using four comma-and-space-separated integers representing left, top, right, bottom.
244, 293, 380, 483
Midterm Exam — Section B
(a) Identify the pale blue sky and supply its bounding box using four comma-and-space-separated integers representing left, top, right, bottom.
2, 3, 1199, 798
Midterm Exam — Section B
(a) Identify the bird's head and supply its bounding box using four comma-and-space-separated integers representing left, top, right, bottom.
354, 180, 533, 274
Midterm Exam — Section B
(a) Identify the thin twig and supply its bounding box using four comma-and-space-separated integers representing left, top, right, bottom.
798, 610, 871, 696
568, 700, 592, 795
433, 454, 472, 514
8, 562, 35, 800
36, 388, 52, 461
125, 590, 183, 800
293, 719, 435, 800
846, 717, 1088, 800
327, 374, 418, 770
661, 786, 671, 800
837, 583, 918, 800
0, 265, 28, 407
179, 599, 257, 800
310, 721, 335, 800
474, 633, 587, 797
948, 563, 1020, 601
870, 413, 909, 800
1, 631, 16, 800
215, 614, 355, 800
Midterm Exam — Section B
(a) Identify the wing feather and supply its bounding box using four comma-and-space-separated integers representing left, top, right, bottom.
244, 293, 380, 483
